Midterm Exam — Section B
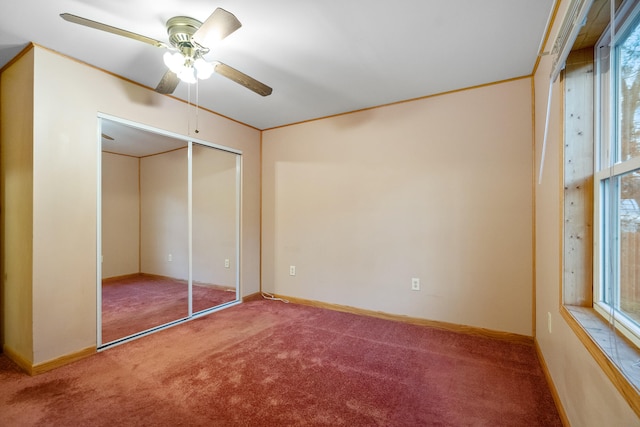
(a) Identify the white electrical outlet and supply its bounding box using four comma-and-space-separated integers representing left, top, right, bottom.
225, 259, 230, 268
548, 312, 552, 334
289, 265, 296, 276
168, 254, 172, 262
411, 278, 420, 291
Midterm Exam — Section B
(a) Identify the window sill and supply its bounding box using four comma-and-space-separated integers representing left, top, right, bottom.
562, 305, 640, 416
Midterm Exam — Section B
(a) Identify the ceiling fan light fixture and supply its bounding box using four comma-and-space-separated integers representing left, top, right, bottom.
164, 51, 202, 83
163, 51, 184, 73
178, 66, 197, 84
194, 58, 214, 80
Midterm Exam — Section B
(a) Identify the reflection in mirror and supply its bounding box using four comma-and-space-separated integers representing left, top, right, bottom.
101, 118, 189, 344
192, 143, 239, 313
99, 118, 242, 347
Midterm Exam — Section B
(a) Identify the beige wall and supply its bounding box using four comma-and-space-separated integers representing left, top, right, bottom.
140, 148, 189, 279
192, 145, 238, 287
1, 50, 34, 362
262, 78, 534, 335
102, 152, 140, 279
534, 0, 639, 424
1, 45, 261, 365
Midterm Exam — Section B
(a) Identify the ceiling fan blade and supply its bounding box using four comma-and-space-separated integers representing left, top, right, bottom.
192, 8, 242, 49
214, 62, 272, 96
155, 70, 180, 94
60, 13, 168, 49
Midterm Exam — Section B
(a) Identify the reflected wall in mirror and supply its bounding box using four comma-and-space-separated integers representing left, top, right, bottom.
192, 143, 239, 312
99, 118, 241, 346
101, 119, 189, 344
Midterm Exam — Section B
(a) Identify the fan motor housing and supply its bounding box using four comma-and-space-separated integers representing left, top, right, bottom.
166, 16, 202, 50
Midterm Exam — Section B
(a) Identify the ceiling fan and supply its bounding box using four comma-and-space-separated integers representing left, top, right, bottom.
60, 8, 272, 96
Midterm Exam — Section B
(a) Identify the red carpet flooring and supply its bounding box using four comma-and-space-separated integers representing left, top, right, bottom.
102, 274, 236, 343
0, 300, 562, 426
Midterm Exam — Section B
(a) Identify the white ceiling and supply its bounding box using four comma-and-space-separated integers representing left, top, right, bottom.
101, 118, 188, 157
0, 0, 556, 130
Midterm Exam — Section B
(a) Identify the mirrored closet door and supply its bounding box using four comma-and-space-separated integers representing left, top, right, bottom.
98, 117, 240, 347
191, 143, 240, 313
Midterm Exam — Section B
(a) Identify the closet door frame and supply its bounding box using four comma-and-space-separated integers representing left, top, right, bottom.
96, 113, 242, 349
188, 141, 242, 318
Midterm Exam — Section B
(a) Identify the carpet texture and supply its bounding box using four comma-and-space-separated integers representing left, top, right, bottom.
0, 300, 562, 426
102, 274, 236, 343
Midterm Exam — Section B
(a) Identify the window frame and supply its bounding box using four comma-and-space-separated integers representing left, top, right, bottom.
593, 0, 640, 348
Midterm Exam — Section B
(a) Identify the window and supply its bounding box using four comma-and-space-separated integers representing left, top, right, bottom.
561, 0, 640, 414
594, 0, 640, 347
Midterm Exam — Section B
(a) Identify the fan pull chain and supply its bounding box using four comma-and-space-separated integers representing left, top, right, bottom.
195, 79, 200, 134
185, 81, 200, 136
186, 81, 191, 136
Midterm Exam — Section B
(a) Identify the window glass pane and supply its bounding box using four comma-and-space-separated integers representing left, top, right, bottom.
619, 171, 640, 325
618, 21, 640, 161
598, 44, 611, 170
602, 177, 618, 307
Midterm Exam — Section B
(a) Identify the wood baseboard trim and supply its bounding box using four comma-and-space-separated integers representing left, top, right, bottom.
103, 273, 234, 292
242, 292, 263, 302
138, 273, 190, 284
534, 339, 570, 426
104, 273, 188, 283
103, 273, 186, 283
102, 273, 143, 283
2, 345, 34, 375
31, 346, 96, 375
274, 294, 534, 345
3, 345, 96, 376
